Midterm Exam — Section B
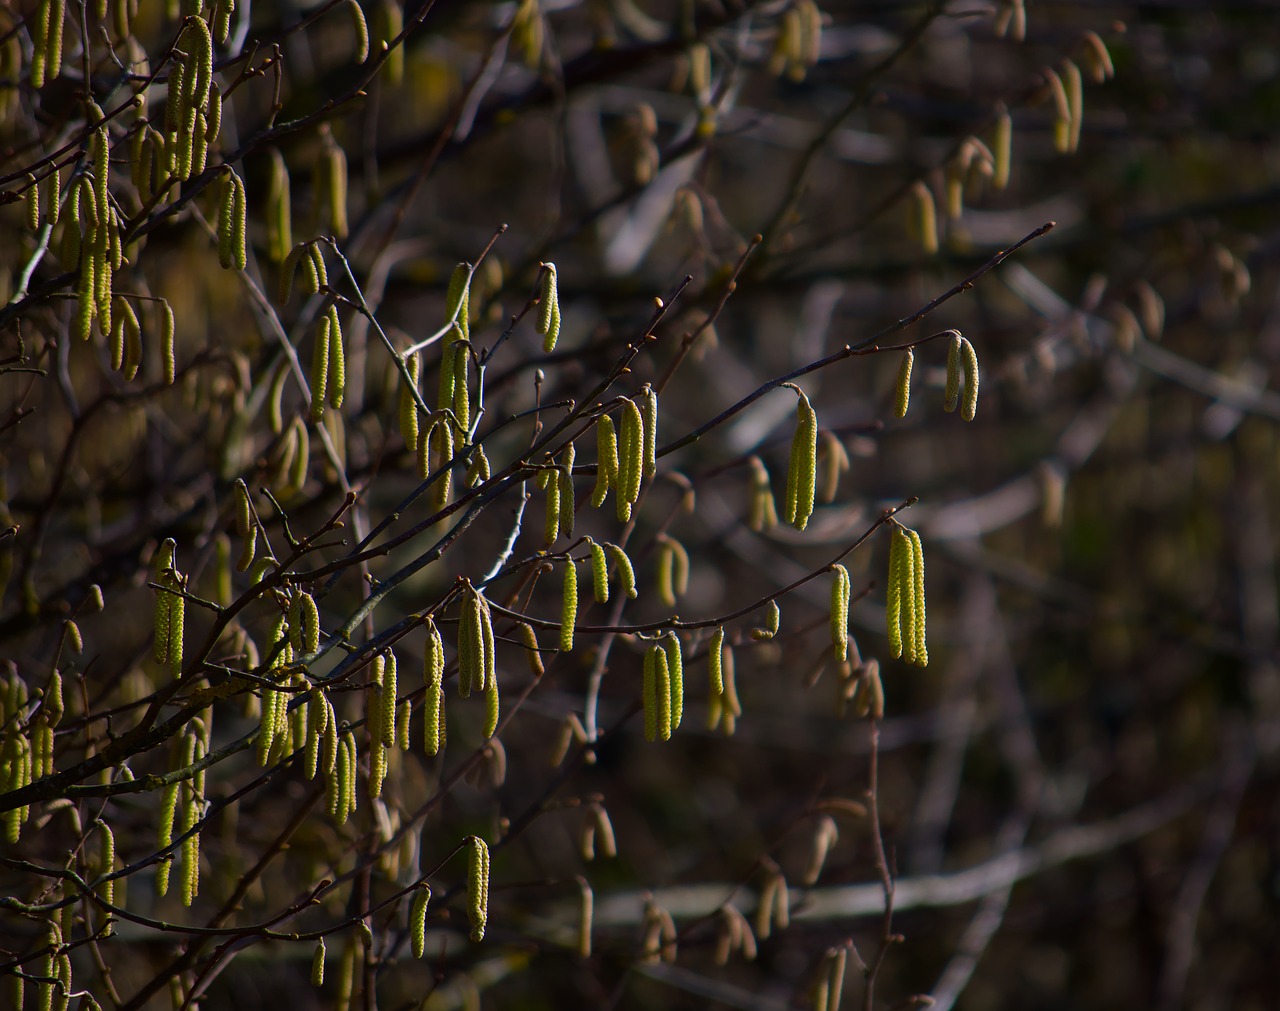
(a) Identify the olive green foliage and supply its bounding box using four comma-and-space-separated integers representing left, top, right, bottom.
1, 3, 1278, 1010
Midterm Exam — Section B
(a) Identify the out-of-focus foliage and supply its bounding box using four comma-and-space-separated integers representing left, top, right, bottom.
2, 2, 1278, 1009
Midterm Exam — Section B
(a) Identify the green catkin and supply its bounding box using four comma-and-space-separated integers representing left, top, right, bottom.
300, 592, 320, 654
590, 540, 609, 603
179, 790, 200, 906
653, 644, 672, 741
349, 0, 370, 62
557, 443, 576, 535
831, 565, 851, 661
907, 528, 928, 666
560, 559, 578, 652
446, 262, 471, 340
591, 415, 618, 507
458, 593, 483, 698
96, 820, 116, 908
483, 667, 500, 739
40, 165, 61, 227
24, 173, 38, 230
617, 399, 644, 520
90, 126, 109, 217
537, 262, 560, 351
784, 387, 819, 531
398, 352, 421, 447
517, 621, 544, 676
310, 311, 331, 422
410, 885, 431, 957
1063, 58, 1084, 153
605, 542, 638, 599
266, 148, 291, 263
944, 331, 963, 413
156, 781, 179, 895
160, 299, 176, 384
662, 632, 684, 731
206, 83, 223, 143
217, 169, 246, 270
450, 341, 471, 434
311, 938, 326, 986
326, 305, 346, 408
752, 599, 781, 641
376, 0, 404, 85
639, 385, 658, 478
708, 627, 725, 695
396, 698, 411, 750
960, 337, 980, 421
381, 651, 398, 747
886, 527, 910, 659
894, 349, 913, 418
543, 466, 561, 546
467, 836, 489, 941
277, 244, 302, 304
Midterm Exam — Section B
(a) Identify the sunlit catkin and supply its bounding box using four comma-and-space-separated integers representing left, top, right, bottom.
591, 415, 618, 508
537, 261, 561, 352
309, 311, 332, 422
348, 0, 370, 61
217, 168, 247, 271
617, 398, 644, 521
906, 527, 927, 666
398, 351, 420, 448
894, 349, 913, 418
960, 335, 980, 421
639, 384, 658, 478
783, 387, 819, 531
886, 526, 909, 659
662, 632, 684, 731
590, 540, 609, 603
708, 627, 726, 695
944, 331, 963, 413
751, 599, 780, 641
409, 884, 431, 957
458, 593, 483, 698
605, 542, 638, 599
642, 643, 672, 742
543, 466, 561, 546
560, 558, 578, 652
467, 835, 490, 942
831, 564, 851, 662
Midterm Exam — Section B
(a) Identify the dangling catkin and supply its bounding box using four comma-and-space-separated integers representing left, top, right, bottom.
783, 387, 818, 531
830, 564, 851, 662
906, 527, 927, 666
311, 938, 326, 986
886, 526, 909, 659
910, 180, 939, 255
748, 455, 778, 531
398, 351, 420, 447
944, 331, 963, 413
349, 0, 370, 62
894, 349, 914, 418
467, 835, 489, 941
517, 621, 543, 676
543, 466, 561, 546
639, 384, 658, 478
266, 148, 292, 263
560, 558, 578, 652
708, 627, 725, 695
605, 542, 638, 599
589, 540, 609, 604
458, 592, 484, 698
960, 336, 980, 421
817, 430, 849, 505
410, 884, 431, 958
617, 399, 644, 521
537, 262, 561, 352
662, 632, 684, 731
591, 415, 618, 508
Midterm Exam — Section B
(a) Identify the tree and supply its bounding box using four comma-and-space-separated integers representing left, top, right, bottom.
2, 1, 1277, 1009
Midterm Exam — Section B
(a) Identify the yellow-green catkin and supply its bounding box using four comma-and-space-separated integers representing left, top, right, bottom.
748, 455, 778, 531
708, 626, 726, 696
605, 542, 638, 599
537, 261, 561, 352
325, 305, 346, 409
783, 387, 818, 531
589, 540, 609, 604
591, 415, 618, 508
543, 466, 561, 546
662, 632, 683, 732
831, 564, 851, 662
217, 168, 247, 270
467, 835, 490, 942
643, 643, 672, 742
960, 337, 980, 421
375, 0, 404, 85
616, 399, 643, 521
560, 558, 578, 652
517, 621, 544, 676
944, 331, 963, 413
311, 938, 326, 986
886, 527, 908, 659
639, 384, 658, 478
319, 125, 349, 239
349, 0, 370, 62
1062, 58, 1084, 154
310, 310, 332, 422
556, 441, 576, 538
752, 599, 781, 641
410, 884, 431, 958
906, 528, 927, 666
423, 617, 444, 755
398, 351, 421, 447
894, 349, 913, 418
655, 535, 688, 609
